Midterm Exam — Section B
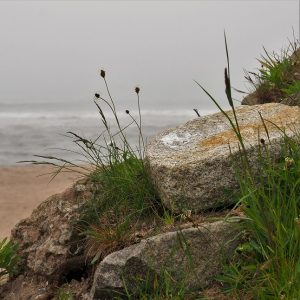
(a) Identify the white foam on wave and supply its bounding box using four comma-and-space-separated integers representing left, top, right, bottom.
0, 108, 216, 121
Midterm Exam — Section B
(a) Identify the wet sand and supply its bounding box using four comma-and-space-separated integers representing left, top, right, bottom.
0, 165, 83, 239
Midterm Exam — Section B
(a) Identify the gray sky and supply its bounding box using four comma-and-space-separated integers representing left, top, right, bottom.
0, 0, 298, 111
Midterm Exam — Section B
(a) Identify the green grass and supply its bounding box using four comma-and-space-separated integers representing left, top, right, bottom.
218, 136, 300, 299
197, 34, 300, 299
25, 70, 167, 264
120, 270, 191, 300
282, 80, 300, 95
57, 288, 74, 300
86, 154, 159, 223
259, 54, 294, 90
0, 238, 19, 278
75, 73, 165, 263
244, 36, 300, 104
81, 153, 162, 262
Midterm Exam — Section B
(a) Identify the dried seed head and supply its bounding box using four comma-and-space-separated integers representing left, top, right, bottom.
135, 87, 140, 94
260, 138, 265, 145
285, 157, 294, 170
125, 110, 130, 114
94, 93, 100, 99
100, 70, 106, 78
224, 68, 233, 107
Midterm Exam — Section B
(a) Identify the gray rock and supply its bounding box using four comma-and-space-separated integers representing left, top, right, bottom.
90, 220, 240, 299
145, 103, 300, 212
10, 179, 94, 277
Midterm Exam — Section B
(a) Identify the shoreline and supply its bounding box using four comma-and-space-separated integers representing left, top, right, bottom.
0, 164, 83, 239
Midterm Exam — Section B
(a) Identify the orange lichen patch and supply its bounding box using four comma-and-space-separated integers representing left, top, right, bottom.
200, 104, 300, 150
199, 117, 296, 150
199, 123, 264, 148
265, 108, 300, 124
199, 128, 238, 149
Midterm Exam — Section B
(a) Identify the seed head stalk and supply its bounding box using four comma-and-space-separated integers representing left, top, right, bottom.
100, 70, 135, 155
135, 87, 145, 158
224, 33, 252, 180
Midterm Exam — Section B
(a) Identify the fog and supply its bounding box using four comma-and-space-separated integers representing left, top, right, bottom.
0, 1, 298, 111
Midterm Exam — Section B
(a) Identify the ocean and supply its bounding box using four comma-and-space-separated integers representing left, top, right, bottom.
0, 102, 217, 166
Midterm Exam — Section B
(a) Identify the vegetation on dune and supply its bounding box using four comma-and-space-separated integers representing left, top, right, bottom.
244, 34, 300, 105
217, 132, 300, 299
24, 69, 177, 266
196, 34, 300, 299
76, 73, 169, 264
81, 152, 162, 263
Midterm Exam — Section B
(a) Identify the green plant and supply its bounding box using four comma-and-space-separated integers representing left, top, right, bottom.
0, 238, 19, 278
25, 70, 162, 263
282, 80, 300, 95
259, 51, 294, 89
57, 288, 74, 300
121, 269, 191, 300
217, 137, 300, 299
84, 153, 160, 225
162, 209, 176, 226
196, 34, 300, 299
76, 74, 162, 261
242, 33, 300, 105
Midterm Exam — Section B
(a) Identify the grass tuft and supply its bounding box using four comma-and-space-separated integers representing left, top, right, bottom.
57, 288, 74, 300
197, 34, 300, 299
0, 238, 19, 279
121, 270, 191, 300
244, 35, 300, 104
24, 70, 165, 264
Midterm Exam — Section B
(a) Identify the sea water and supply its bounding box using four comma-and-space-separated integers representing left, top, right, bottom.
0, 102, 216, 166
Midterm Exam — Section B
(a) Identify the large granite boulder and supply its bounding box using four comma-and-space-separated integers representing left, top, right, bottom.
90, 220, 240, 299
145, 103, 300, 212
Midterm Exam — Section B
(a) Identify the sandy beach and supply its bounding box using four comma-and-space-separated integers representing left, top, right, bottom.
0, 165, 83, 239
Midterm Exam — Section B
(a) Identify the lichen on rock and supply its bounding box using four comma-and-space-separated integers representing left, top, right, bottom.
146, 103, 300, 213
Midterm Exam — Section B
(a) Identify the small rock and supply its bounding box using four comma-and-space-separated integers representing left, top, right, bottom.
90, 220, 240, 299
